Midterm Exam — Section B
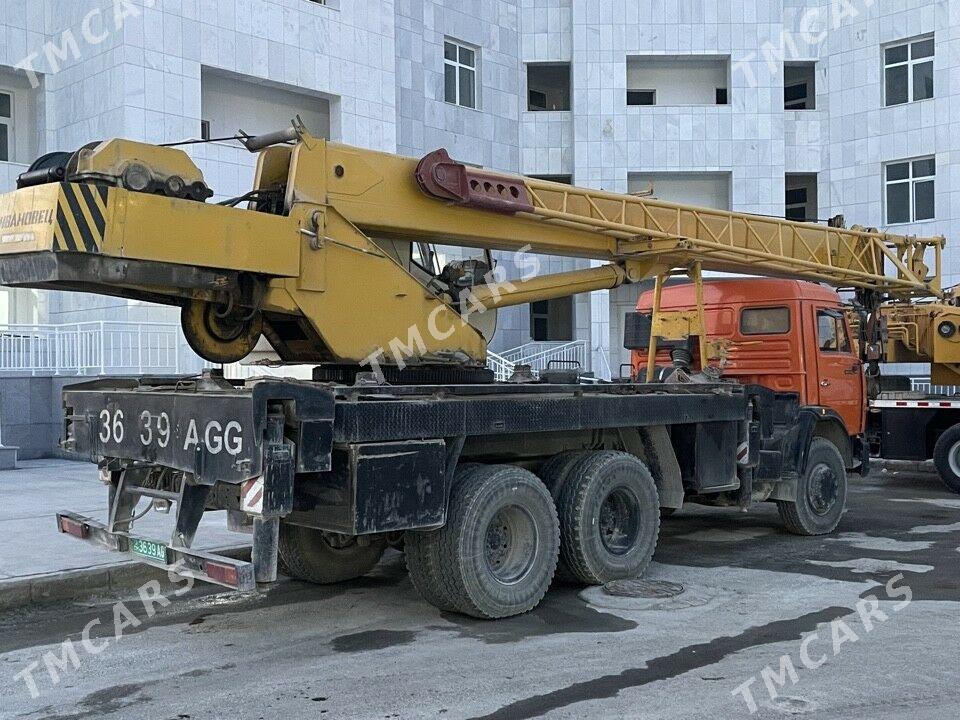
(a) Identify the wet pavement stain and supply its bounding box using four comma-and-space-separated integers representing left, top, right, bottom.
31, 682, 150, 720
468, 606, 853, 720
433, 587, 636, 644
330, 629, 418, 653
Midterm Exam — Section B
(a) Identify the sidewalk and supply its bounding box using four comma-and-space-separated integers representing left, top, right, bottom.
0, 459, 243, 604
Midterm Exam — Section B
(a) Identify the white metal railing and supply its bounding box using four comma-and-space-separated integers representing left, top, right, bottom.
500, 341, 569, 363
223, 362, 315, 380
909, 377, 959, 396
493, 340, 589, 379
486, 350, 514, 382
0, 322, 203, 376
0, 320, 593, 382
506, 340, 588, 375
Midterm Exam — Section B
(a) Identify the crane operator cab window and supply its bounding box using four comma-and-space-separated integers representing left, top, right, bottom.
817, 310, 850, 353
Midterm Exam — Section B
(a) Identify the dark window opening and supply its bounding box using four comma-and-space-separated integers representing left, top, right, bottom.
785, 173, 818, 223
715, 87, 728, 105
530, 174, 573, 184
627, 89, 656, 106
530, 297, 574, 342
527, 63, 571, 111
784, 62, 816, 109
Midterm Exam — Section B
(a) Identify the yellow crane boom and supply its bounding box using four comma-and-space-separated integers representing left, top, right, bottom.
0, 123, 952, 377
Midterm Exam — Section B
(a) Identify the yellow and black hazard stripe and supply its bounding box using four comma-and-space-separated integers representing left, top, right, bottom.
53, 183, 109, 253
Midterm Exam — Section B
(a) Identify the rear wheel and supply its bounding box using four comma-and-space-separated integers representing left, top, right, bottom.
278, 524, 386, 584
932, 425, 960, 494
558, 451, 660, 586
777, 437, 847, 535
538, 450, 590, 501
436, 465, 560, 619
405, 464, 483, 613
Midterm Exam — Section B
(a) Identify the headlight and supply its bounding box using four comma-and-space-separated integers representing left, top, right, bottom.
937, 320, 956, 339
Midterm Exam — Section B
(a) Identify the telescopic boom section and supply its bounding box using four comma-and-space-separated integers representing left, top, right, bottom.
412, 149, 944, 301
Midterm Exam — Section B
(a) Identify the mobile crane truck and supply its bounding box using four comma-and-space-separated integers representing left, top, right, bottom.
0, 121, 949, 618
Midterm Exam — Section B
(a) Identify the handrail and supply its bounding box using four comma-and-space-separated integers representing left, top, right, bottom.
0, 321, 203, 376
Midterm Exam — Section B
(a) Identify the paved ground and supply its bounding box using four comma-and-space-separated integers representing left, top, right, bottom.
0, 464, 959, 720
0, 460, 237, 580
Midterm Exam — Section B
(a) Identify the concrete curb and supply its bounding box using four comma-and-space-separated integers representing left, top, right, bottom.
0, 546, 250, 612
871, 458, 939, 475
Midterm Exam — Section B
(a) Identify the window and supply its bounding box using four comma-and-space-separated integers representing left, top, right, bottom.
885, 157, 935, 224
444, 39, 477, 109
786, 173, 818, 222
530, 174, 572, 184
785, 188, 808, 221
530, 297, 574, 341
784, 62, 816, 110
627, 89, 656, 106
627, 56, 730, 106
817, 311, 850, 353
200, 119, 211, 141
527, 63, 571, 111
0, 90, 12, 162
741, 307, 790, 336
884, 37, 934, 106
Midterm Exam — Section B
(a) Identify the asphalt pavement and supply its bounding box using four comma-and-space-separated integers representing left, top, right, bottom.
0, 462, 958, 719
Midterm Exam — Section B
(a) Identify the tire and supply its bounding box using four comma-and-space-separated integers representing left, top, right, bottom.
660, 507, 677, 517
558, 451, 661, 586
278, 524, 386, 584
777, 437, 848, 535
538, 451, 591, 583
436, 465, 560, 619
932, 425, 960, 494
404, 464, 484, 613
538, 450, 590, 501
181, 300, 263, 364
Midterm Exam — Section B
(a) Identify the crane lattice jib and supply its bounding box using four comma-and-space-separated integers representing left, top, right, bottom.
415, 150, 945, 300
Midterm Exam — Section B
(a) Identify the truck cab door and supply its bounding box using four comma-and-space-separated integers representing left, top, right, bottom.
814, 308, 864, 434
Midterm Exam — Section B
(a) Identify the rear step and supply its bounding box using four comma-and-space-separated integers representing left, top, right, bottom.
56, 511, 256, 591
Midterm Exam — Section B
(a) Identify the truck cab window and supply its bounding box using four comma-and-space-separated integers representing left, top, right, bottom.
817, 311, 850, 353
741, 306, 790, 335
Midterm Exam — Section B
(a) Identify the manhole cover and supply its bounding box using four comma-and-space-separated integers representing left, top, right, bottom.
602, 578, 685, 598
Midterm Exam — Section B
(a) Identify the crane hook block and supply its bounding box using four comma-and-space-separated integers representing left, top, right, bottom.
415, 148, 534, 215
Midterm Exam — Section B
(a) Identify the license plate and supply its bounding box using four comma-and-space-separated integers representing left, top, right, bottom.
131, 538, 167, 563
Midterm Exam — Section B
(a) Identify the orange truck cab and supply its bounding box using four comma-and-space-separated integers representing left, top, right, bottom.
628, 278, 867, 467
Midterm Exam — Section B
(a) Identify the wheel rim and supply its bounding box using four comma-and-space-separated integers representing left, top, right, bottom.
598, 486, 642, 556
807, 462, 839, 516
948, 441, 960, 478
484, 505, 538, 585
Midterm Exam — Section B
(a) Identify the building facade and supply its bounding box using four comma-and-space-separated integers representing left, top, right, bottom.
1, 0, 958, 378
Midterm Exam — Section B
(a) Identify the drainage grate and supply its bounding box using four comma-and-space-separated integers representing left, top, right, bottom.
602, 578, 685, 599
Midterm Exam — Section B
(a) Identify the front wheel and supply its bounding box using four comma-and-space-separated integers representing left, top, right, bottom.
777, 437, 847, 535
932, 425, 960, 494
278, 524, 386, 584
